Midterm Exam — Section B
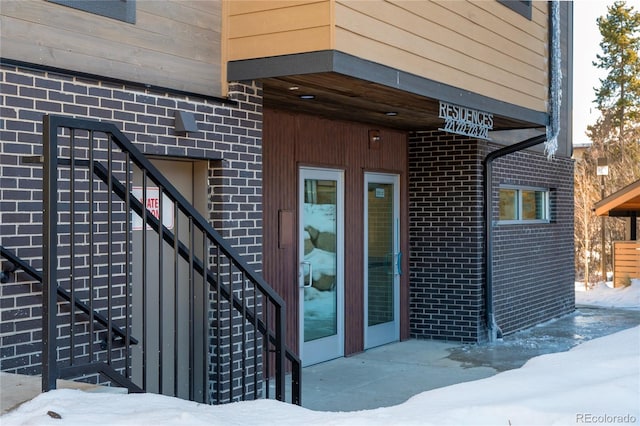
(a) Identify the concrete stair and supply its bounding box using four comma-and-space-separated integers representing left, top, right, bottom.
0, 372, 128, 415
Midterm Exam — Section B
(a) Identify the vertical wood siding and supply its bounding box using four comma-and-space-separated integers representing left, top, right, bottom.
1, 0, 222, 96
263, 108, 409, 356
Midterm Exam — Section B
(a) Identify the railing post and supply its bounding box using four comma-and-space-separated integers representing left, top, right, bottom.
42, 115, 58, 392
291, 358, 301, 405
274, 303, 286, 401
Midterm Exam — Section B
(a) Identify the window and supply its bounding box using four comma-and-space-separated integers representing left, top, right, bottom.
498, 1, 532, 20
48, 0, 136, 24
499, 187, 549, 223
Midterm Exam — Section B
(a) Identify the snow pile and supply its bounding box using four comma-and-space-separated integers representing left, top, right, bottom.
303, 287, 335, 319
303, 203, 335, 234
3, 325, 639, 426
576, 279, 640, 310
304, 248, 336, 282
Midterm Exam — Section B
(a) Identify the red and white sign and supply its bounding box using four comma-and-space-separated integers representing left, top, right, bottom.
132, 186, 174, 231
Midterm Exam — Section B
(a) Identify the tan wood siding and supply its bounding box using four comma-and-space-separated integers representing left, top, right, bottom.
263, 108, 409, 356
224, 0, 550, 113
333, 0, 548, 112
1, 0, 222, 96
613, 241, 640, 288
225, 0, 332, 60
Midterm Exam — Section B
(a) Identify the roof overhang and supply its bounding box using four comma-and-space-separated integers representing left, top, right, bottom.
594, 180, 640, 217
227, 50, 549, 131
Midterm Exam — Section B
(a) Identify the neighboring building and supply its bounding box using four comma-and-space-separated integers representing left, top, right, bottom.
1, 0, 574, 403
572, 142, 591, 160
595, 179, 640, 287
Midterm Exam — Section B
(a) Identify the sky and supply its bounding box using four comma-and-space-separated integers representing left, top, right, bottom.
572, 0, 616, 144
2, 280, 638, 426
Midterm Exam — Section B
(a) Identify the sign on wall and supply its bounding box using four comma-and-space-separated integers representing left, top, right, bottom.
132, 186, 175, 231
438, 101, 493, 140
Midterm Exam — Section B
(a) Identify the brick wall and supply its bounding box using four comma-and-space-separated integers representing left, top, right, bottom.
408, 131, 485, 342
0, 63, 263, 401
408, 130, 575, 342
490, 146, 575, 334
208, 82, 263, 265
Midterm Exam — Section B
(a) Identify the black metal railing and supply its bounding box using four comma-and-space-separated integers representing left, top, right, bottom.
40, 114, 301, 404
0, 246, 137, 347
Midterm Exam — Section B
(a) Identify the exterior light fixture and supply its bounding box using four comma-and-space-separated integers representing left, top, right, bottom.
174, 110, 199, 135
385, 111, 398, 116
368, 129, 382, 149
299, 94, 315, 100
596, 157, 609, 176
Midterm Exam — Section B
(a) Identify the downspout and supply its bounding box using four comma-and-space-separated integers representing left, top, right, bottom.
483, 134, 547, 342
484, 1, 562, 342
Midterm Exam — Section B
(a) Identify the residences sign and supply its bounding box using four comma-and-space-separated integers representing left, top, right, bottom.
439, 101, 493, 140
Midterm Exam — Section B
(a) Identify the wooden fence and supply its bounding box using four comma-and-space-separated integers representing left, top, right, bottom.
613, 241, 640, 288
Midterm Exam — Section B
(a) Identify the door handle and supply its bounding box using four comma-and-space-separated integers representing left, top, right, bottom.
395, 252, 402, 276
300, 261, 313, 288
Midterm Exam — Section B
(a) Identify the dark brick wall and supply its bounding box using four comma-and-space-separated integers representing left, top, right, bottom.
490, 146, 575, 334
208, 82, 263, 265
408, 131, 485, 342
408, 131, 574, 342
0, 63, 263, 400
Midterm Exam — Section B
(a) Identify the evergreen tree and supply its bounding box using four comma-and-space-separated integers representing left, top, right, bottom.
592, 0, 640, 139
575, 1, 640, 282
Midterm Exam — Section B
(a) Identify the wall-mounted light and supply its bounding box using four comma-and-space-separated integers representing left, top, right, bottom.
299, 94, 315, 100
174, 110, 199, 135
368, 129, 382, 149
385, 111, 398, 116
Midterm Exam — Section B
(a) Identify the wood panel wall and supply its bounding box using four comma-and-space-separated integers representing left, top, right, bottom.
263, 108, 409, 356
1, 0, 222, 96
225, 0, 332, 59
224, 0, 549, 113
613, 241, 640, 288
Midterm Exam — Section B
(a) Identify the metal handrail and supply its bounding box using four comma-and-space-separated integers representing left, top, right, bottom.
0, 245, 137, 345
42, 114, 301, 404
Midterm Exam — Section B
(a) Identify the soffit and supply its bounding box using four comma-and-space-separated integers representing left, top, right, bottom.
262, 73, 536, 131
229, 51, 548, 132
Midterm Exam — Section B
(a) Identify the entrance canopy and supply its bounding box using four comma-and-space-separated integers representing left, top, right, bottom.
594, 180, 640, 217
594, 179, 640, 241
228, 50, 546, 132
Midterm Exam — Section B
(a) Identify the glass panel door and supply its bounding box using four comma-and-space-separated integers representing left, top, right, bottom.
299, 167, 344, 366
364, 173, 400, 349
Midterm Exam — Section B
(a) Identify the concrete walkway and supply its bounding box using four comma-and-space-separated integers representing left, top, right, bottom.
301, 339, 496, 412
2, 307, 638, 415
301, 306, 640, 412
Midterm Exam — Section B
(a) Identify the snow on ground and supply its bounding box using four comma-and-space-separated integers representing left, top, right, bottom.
3, 282, 639, 426
576, 278, 640, 309
3, 329, 639, 425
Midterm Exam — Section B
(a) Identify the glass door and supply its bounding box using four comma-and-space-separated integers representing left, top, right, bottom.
364, 173, 400, 349
299, 167, 344, 366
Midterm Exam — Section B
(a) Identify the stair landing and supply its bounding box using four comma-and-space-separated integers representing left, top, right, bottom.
0, 372, 127, 415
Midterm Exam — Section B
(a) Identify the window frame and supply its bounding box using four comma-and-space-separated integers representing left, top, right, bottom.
48, 0, 136, 24
498, 186, 550, 224
498, 0, 532, 20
